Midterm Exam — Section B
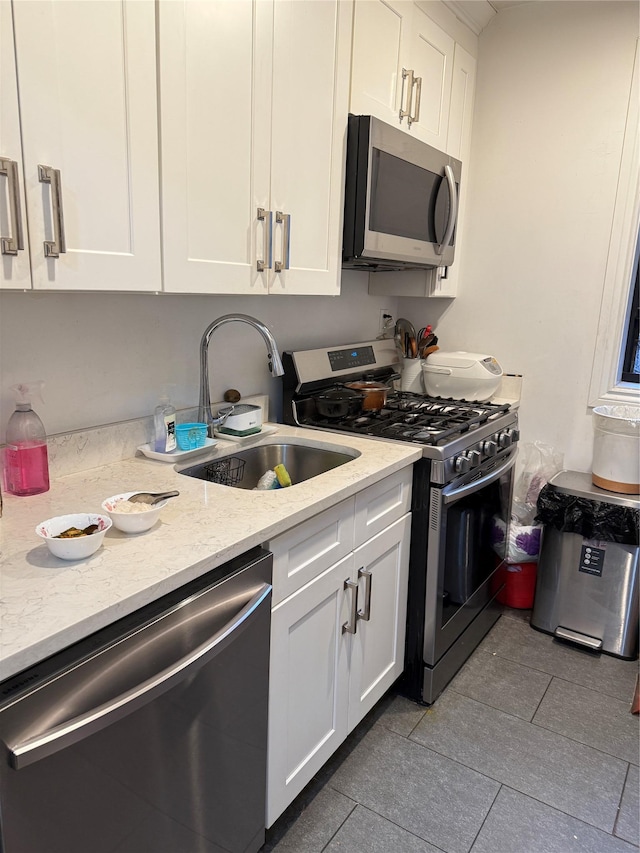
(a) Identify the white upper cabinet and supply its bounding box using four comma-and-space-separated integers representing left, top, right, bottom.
4, 0, 161, 292
158, 0, 271, 296
407, 6, 455, 150
350, 1, 412, 125
160, 0, 352, 296
350, 0, 456, 152
447, 43, 477, 161
1, 1, 30, 290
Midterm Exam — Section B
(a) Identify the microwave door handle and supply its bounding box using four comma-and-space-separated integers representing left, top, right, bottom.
442, 448, 518, 505
435, 165, 458, 255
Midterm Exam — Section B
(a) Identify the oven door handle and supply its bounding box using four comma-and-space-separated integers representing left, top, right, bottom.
442, 449, 518, 505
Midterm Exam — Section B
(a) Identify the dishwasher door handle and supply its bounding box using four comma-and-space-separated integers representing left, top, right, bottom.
8, 582, 272, 770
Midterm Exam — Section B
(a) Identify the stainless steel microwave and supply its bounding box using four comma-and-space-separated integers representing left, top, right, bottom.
342, 115, 462, 271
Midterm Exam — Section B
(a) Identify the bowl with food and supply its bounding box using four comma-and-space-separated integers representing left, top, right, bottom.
36, 513, 112, 560
101, 492, 168, 533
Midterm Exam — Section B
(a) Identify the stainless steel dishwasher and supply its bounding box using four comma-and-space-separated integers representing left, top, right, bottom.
0, 546, 272, 853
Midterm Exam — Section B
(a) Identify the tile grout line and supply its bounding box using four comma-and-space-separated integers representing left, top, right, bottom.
610, 761, 634, 844
318, 795, 358, 853
388, 725, 623, 837
467, 783, 504, 853
446, 684, 636, 772
482, 626, 639, 703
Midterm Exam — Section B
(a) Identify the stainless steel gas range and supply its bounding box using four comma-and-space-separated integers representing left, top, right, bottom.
282, 339, 520, 704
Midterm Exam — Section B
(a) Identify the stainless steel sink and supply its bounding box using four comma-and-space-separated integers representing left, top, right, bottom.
177, 442, 359, 490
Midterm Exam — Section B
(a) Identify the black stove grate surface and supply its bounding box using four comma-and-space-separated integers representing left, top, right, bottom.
300, 392, 511, 446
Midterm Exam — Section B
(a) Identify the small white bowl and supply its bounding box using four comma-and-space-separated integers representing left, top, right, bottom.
36, 513, 112, 560
101, 492, 167, 534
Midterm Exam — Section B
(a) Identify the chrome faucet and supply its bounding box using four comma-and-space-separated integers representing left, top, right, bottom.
198, 314, 285, 435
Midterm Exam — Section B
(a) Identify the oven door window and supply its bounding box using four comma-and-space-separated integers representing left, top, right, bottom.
369, 148, 443, 243
439, 470, 511, 629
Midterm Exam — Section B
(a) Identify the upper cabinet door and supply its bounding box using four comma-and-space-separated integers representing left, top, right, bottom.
349, 0, 412, 130
350, 2, 457, 153
408, 6, 455, 150
159, 0, 271, 295
1, 1, 30, 290
447, 43, 477, 160
11, 0, 160, 292
160, 0, 351, 297
265, 0, 352, 296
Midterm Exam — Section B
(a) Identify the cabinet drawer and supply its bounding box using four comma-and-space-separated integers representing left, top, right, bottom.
354, 467, 412, 546
268, 497, 355, 605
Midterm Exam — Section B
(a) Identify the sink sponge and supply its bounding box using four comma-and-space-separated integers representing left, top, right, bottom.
274, 464, 292, 488
255, 470, 279, 490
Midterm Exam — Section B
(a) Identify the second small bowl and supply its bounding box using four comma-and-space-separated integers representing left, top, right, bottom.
102, 492, 167, 534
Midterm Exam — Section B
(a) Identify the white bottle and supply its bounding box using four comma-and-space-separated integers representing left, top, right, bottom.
154, 392, 176, 453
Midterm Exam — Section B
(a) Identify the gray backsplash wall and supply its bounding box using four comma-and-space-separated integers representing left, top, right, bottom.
0, 271, 398, 442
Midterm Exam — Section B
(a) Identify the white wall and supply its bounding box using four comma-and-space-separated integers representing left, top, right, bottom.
0, 272, 395, 440
398, 1, 639, 472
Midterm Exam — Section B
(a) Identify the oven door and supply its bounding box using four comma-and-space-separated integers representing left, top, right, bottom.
423, 447, 518, 666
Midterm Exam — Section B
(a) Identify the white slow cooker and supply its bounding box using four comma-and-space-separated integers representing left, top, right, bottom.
421, 351, 503, 401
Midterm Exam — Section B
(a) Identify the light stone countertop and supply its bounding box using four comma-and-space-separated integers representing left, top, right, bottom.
0, 424, 421, 682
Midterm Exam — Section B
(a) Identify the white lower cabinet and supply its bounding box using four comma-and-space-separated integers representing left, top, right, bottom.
266, 469, 412, 827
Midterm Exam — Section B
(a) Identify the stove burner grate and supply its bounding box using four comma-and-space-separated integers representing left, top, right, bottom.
300, 392, 511, 446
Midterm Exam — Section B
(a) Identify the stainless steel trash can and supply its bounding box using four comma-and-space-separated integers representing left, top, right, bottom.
531, 470, 639, 659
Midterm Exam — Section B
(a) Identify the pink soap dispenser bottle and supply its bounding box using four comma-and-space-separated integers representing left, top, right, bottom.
3, 381, 50, 496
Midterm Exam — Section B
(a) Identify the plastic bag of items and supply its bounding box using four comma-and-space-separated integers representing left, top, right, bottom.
535, 485, 639, 546
512, 441, 564, 525
491, 441, 564, 563
491, 516, 541, 562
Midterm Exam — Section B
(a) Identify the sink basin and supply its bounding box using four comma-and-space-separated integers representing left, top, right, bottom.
177, 442, 359, 490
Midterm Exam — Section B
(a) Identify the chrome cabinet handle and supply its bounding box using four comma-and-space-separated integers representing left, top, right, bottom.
256, 207, 272, 272
342, 578, 359, 634
7, 583, 272, 770
399, 68, 414, 123
0, 157, 25, 255
38, 164, 66, 258
357, 568, 372, 622
435, 165, 458, 256
411, 76, 422, 125
274, 210, 290, 272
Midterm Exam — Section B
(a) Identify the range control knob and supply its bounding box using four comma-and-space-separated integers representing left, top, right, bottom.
482, 440, 498, 456
467, 450, 482, 468
454, 454, 470, 474
498, 431, 512, 448
504, 427, 520, 444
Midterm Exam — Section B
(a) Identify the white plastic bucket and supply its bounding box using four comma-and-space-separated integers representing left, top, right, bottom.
592, 405, 640, 494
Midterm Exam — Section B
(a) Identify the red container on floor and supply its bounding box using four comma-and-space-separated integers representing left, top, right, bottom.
493, 559, 538, 609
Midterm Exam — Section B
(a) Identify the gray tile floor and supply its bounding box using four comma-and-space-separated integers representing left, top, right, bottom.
263, 609, 640, 853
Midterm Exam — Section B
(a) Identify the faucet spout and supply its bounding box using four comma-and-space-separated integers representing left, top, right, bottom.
198, 314, 284, 435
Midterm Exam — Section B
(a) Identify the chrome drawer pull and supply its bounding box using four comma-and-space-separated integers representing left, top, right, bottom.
411, 75, 422, 126
256, 207, 272, 271
342, 578, 359, 634
38, 164, 66, 258
399, 68, 414, 123
0, 157, 24, 255
357, 568, 372, 622
274, 210, 290, 272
